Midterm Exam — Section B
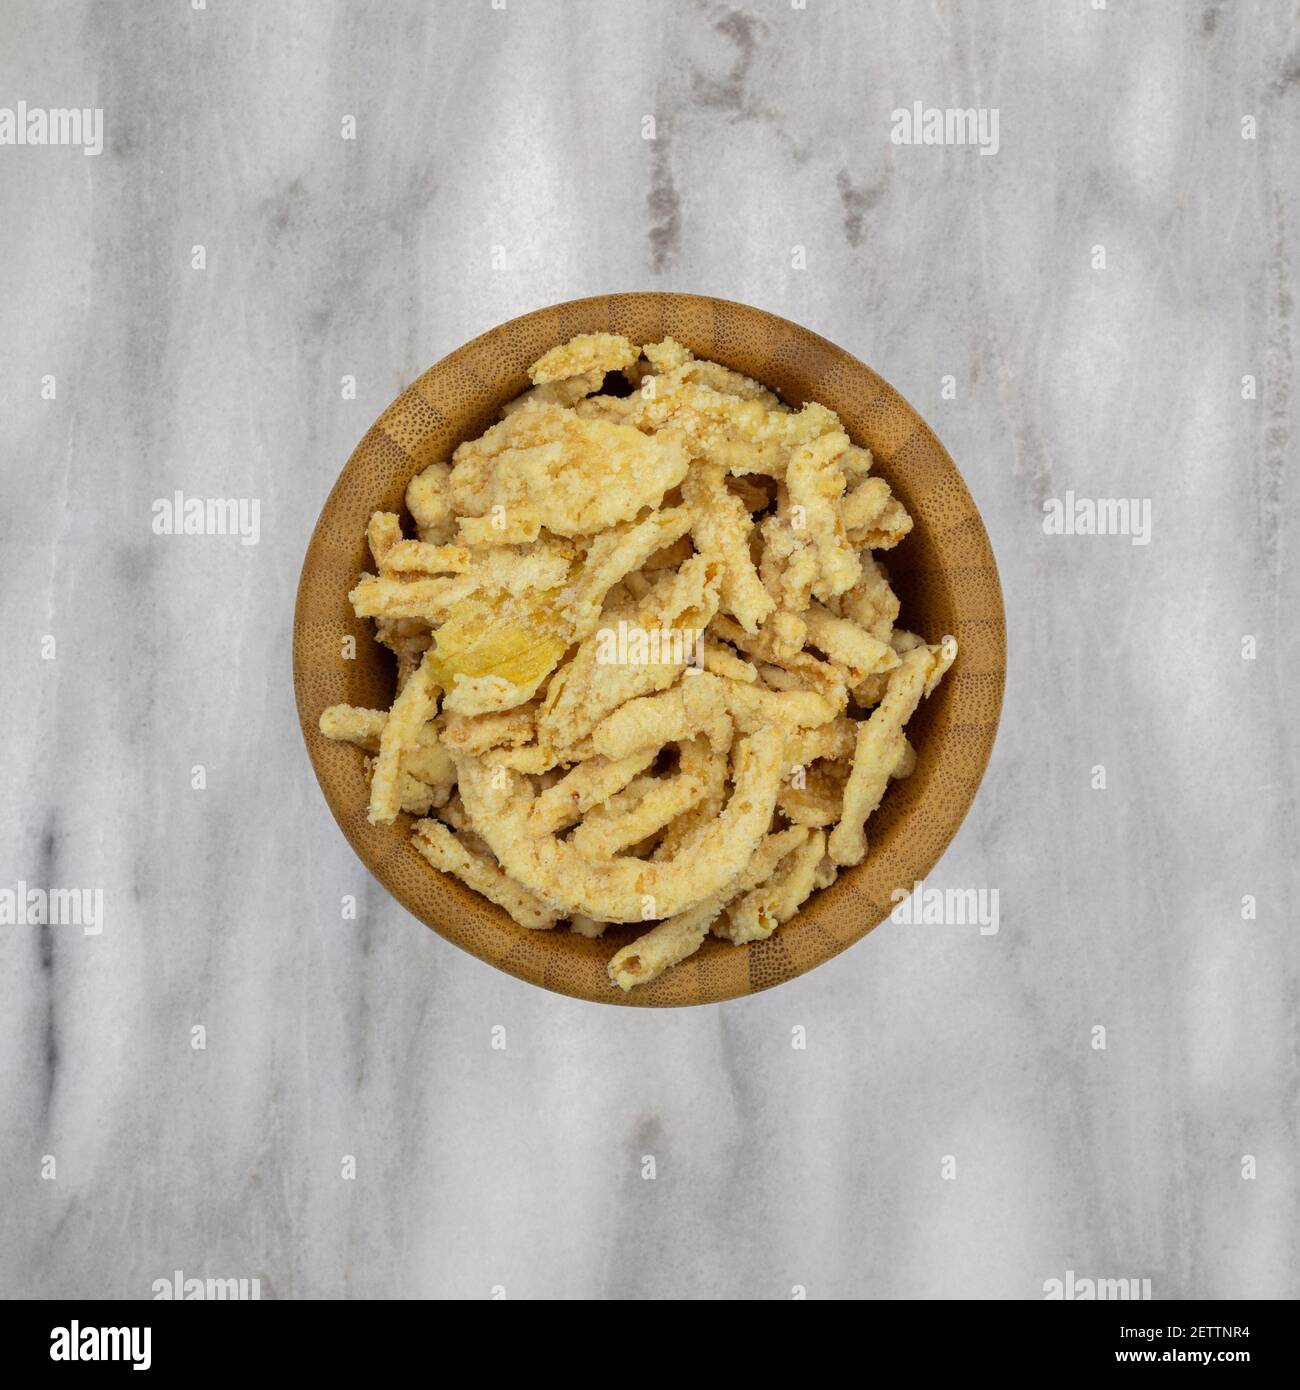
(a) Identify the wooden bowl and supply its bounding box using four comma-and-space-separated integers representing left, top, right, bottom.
293, 293, 1005, 1005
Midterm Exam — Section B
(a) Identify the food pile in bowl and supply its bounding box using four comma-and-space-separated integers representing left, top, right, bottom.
319, 332, 953, 990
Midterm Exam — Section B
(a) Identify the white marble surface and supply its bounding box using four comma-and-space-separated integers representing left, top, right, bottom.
1, 0, 1296, 1300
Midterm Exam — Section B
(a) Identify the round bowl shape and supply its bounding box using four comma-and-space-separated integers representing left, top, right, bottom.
293, 293, 1005, 1006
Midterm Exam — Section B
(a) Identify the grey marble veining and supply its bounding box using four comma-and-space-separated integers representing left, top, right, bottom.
1, 0, 1296, 1300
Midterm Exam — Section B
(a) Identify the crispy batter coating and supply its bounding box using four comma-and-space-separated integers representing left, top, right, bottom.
721, 679, 840, 734
842, 475, 913, 549
715, 828, 827, 944
777, 764, 848, 828
379, 540, 472, 575
348, 572, 479, 623
367, 511, 403, 567
368, 652, 441, 824
527, 749, 659, 835
529, 332, 638, 385
827, 640, 955, 867
802, 601, 899, 683
412, 819, 559, 930
684, 460, 774, 633
609, 826, 810, 990
455, 726, 786, 923
561, 508, 695, 637
450, 405, 688, 543
570, 771, 707, 859
785, 431, 861, 600
838, 555, 900, 642
321, 705, 455, 790
319, 334, 955, 987
405, 462, 455, 544
591, 672, 732, 760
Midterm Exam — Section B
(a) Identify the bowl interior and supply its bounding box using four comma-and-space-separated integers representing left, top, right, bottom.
292, 293, 1005, 1005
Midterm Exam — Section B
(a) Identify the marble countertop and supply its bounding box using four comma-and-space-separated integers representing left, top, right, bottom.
1, 0, 1295, 1299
